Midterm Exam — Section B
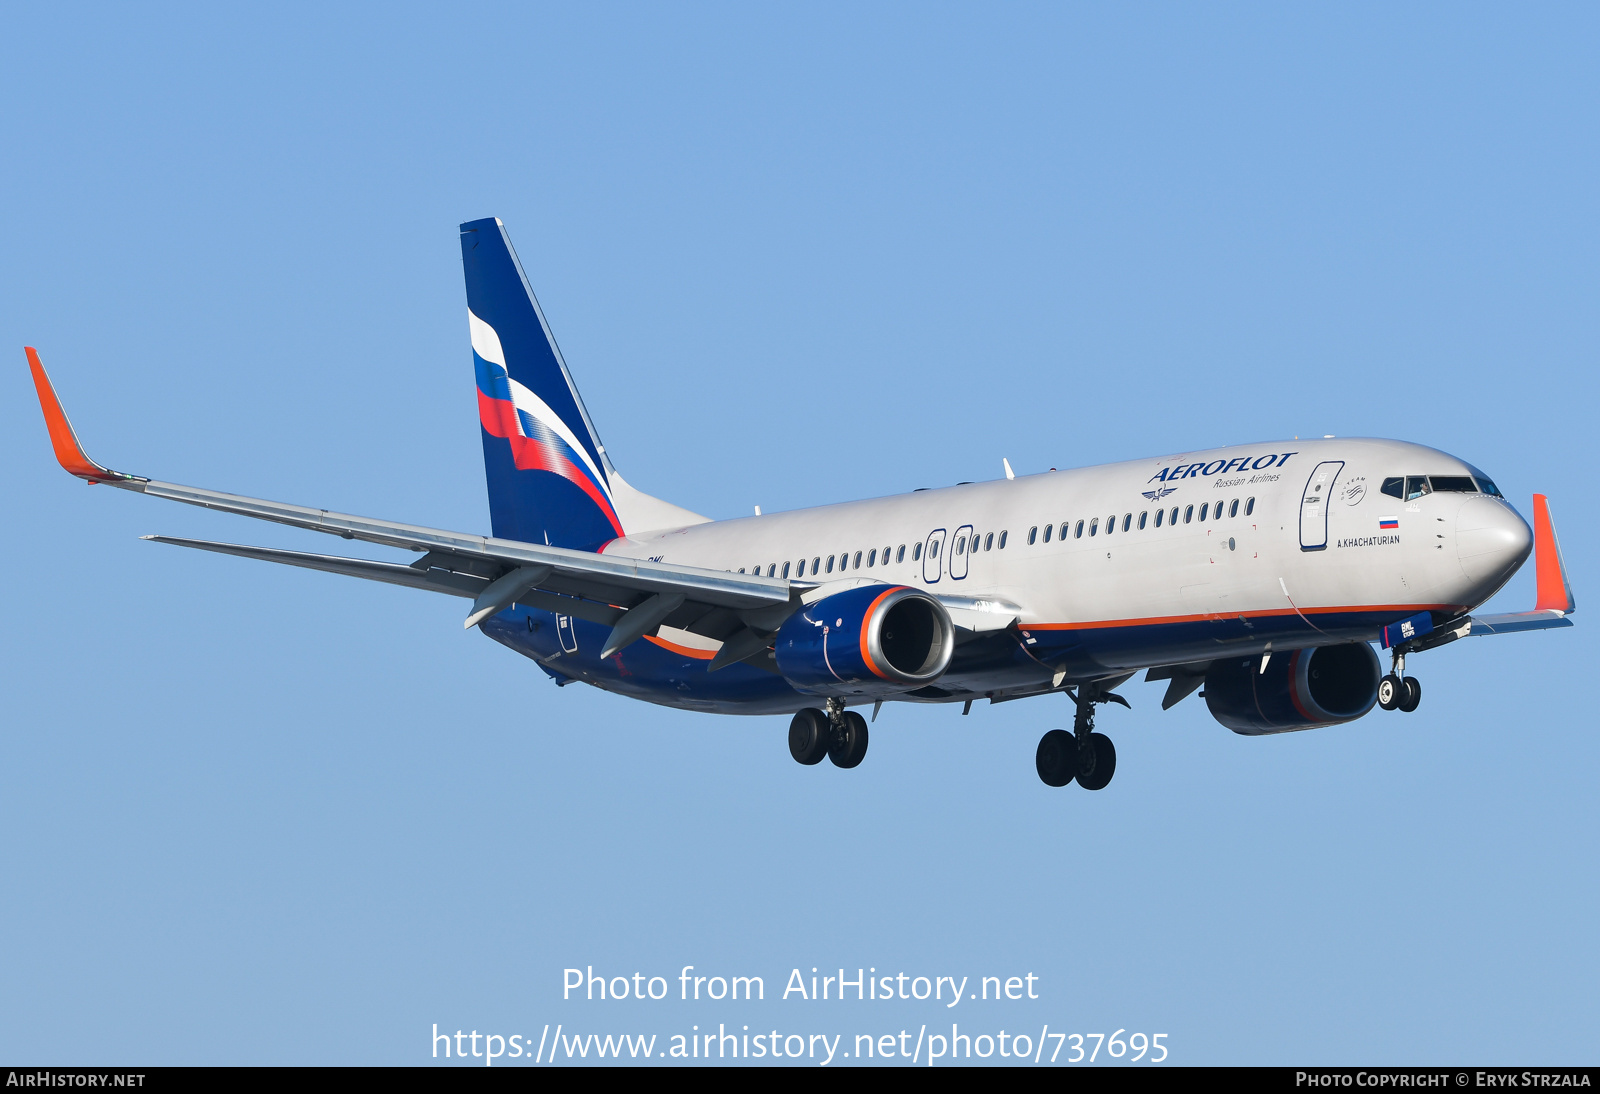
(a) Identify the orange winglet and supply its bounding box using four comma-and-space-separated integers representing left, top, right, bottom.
25, 347, 124, 484
1531, 494, 1575, 613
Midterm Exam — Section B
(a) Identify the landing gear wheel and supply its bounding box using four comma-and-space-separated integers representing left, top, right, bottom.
1378, 674, 1402, 711
1397, 676, 1421, 713
1075, 732, 1117, 791
828, 711, 870, 769
1036, 729, 1076, 787
788, 708, 830, 765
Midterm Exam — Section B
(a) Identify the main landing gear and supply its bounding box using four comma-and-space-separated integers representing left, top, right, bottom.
1036, 684, 1125, 790
788, 699, 869, 770
1377, 649, 1422, 714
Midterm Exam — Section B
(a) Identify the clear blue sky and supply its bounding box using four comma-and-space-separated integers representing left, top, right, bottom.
2, 3, 1595, 1065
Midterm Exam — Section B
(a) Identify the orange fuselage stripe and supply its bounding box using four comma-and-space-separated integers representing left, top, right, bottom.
1019, 603, 1459, 632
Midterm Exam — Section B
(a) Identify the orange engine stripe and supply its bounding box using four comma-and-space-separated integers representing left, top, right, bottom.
858, 588, 902, 680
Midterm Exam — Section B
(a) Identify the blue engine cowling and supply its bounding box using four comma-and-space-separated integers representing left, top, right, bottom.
774, 585, 955, 699
1204, 643, 1381, 735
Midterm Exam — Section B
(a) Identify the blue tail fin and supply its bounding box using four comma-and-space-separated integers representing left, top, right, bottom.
461, 217, 625, 549
460, 218, 710, 548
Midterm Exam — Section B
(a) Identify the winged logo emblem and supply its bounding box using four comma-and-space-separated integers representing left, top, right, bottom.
1142, 486, 1177, 502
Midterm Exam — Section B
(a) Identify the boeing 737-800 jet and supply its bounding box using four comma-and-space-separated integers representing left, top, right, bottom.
26, 217, 1576, 790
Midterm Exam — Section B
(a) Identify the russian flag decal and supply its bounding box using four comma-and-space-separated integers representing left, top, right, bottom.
1379, 517, 1399, 530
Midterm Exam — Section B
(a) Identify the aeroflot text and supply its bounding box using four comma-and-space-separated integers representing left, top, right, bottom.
563, 967, 1038, 1007
1148, 452, 1298, 483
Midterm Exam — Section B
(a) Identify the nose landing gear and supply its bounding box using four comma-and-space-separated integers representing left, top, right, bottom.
1378, 650, 1422, 713
1036, 683, 1125, 790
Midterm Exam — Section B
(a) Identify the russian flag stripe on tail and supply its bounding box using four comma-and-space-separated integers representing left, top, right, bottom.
460, 218, 623, 549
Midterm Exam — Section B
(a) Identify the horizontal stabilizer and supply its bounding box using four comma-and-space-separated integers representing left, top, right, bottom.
1468, 610, 1574, 635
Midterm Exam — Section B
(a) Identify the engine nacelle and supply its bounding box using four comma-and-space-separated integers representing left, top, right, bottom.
774, 585, 954, 698
1204, 643, 1381, 735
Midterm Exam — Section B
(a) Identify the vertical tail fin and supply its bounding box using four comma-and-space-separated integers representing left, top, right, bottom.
460, 217, 630, 549
460, 217, 708, 547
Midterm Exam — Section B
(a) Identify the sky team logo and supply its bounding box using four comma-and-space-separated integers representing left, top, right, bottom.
469, 310, 624, 537
1142, 486, 1178, 501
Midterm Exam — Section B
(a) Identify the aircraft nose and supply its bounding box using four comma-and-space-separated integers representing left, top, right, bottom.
1457, 497, 1532, 587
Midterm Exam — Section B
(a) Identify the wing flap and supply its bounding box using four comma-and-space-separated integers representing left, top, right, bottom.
136, 479, 786, 611
143, 536, 487, 596
144, 536, 631, 627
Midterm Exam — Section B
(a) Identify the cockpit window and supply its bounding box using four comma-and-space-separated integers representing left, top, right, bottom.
1475, 477, 1503, 498
1404, 476, 1432, 501
1381, 477, 1404, 500
1430, 476, 1477, 493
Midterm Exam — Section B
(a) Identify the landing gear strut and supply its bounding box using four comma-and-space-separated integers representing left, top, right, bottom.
1378, 649, 1422, 714
1036, 684, 1123, 790
788, 700, 869, 769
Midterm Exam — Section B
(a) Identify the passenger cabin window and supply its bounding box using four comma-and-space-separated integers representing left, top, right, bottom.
896, 545, 906, 562
826, 555, 835, 573
985, 533, 994, 551
1138, 511, 1148, 529
781, 562, 791, 578
1028, 526, 1038, 545
1199, 503, 1209, 521
1122, 513, 1132, 532
998, 531, 1008, 548
868, 548, 877, 566
768, 564, 777, 577
1059, 522, 1069, 540
1245, 497, 1255, 515
1041, 524, 1051, 543
1103, 515, 1113, 535
1229, 499, 1239, 518
1089, 518, 1099, 536
1154, 509, 1164, 527
812, 557, 821, 573
1405, 476, 1432, 501
1431, 476, 1477, 493
853, 551, 863, 569
1184, 505, 1193, 523
1075, 520, 1084, 538
913, 543, 922, 561
882, 546, 890, 563
929, 541, 939, 558
1381, 477, 1404, 499
1169, 506, 1178, 525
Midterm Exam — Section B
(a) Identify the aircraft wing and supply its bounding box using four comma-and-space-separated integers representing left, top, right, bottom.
28, 349, 793, 657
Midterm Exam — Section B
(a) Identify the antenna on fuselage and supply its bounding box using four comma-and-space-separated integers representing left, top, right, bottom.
1002, 458, 1015, 481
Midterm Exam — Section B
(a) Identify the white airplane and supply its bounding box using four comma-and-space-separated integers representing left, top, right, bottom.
26, 217, 1575, 790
